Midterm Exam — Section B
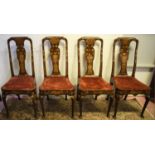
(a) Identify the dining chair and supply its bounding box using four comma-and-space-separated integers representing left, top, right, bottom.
77, 37, 114, 118
111, 37, 150, 118
1, 37, 37, 118
39, 36, 75, 118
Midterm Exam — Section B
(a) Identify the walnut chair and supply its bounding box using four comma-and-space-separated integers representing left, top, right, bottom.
77, 37, 114, 118
39, 36, 75, 118
111, 37, 150, 118
1, 37, 37, 118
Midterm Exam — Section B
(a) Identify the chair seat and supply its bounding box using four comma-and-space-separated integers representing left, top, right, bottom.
39, 76, 74, 91
2, 75, 36, 92
113, 76, 150, 92
79, 77, 112, 91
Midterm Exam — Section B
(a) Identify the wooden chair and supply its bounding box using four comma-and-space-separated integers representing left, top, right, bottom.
111, 37, 150, 118
77, 37, 114, 118
39, 36, 75, 118
1, 37, 37, 118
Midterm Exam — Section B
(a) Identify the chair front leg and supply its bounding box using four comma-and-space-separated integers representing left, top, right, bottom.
2, 94, 9, 118
113, 94, 119, 119
106, 95, 110, 100
107, 95, 113, 117
39, 95, 45, 118
47, 95, 50, 100
76, 85, 79, 101
31, 93, 37, 119
65, 95, 67, 100
71, 97, 74, 118
94, 95, 98, 100
79, 94, 82, 118
17, 94, 21, 100
141, 95, 150, 118
124, 94, 128, 100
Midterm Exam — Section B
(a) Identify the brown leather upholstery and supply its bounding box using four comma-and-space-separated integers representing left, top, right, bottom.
114, 76, 150, 92
39, 76, 74, 91
79, 77, 112, 91
2, 75, 35, 91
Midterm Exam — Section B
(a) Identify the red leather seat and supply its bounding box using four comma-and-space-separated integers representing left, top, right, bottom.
39, 76, 74, 91
114, 76, 150, 92
2, 75, 36, 92
79, 77, 112, 91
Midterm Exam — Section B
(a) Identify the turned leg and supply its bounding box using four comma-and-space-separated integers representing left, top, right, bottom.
113, 94, 119, 119
141, 96, 150, 118
124, 94, 128, 100
79, 95, 82, 118
32, 93, 37, 119
2, 94, 9, 118
107, 95, 113, 117
65, 95, 67, 100
40, 95, 45, 117
71, 97, 74, 118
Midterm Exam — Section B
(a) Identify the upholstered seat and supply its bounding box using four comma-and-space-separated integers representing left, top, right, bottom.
2, 76, 35, 92
79, 77, 112, 91
114, 76, 150, 92
40, 76, 74, 91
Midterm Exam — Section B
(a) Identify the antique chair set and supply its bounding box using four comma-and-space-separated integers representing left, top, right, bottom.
0, 36, 151, 119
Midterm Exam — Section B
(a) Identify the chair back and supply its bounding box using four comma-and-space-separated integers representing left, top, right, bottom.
7, 37, 35, 77
77, 37, 103, 78
111, 37, 139, 78
42, 36, 68, 77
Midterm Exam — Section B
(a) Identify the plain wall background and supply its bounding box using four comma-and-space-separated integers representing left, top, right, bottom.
0, 34, 155, 94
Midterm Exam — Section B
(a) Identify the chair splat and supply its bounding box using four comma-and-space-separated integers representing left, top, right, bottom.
85, 38, 96, 75
49, 37, 61, 75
